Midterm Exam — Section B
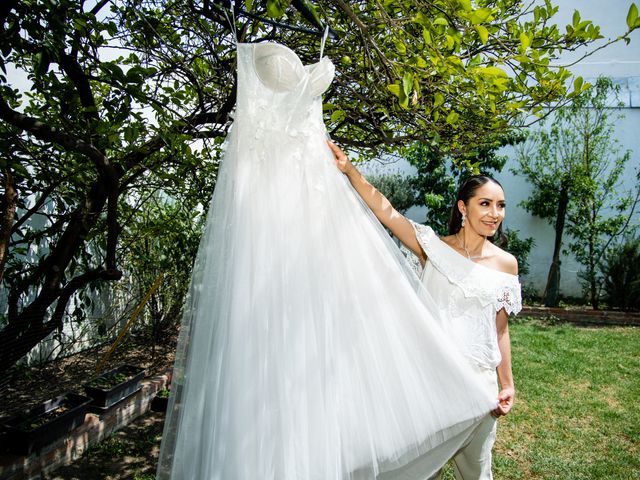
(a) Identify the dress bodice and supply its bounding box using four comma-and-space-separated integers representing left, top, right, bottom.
410, 222, 522, 370
235, 42, 335, 143
252, 42, 335, 96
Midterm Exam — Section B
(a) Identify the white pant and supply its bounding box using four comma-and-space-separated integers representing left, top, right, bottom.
446, 413, 497, 480
377, 368, 499, 480
432, 368, 499, 480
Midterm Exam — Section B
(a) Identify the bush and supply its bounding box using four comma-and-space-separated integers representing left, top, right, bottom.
502, 228, 535, 277
600, 236, 640, 311
520, 283, 539, 305
366, 171, 417, 214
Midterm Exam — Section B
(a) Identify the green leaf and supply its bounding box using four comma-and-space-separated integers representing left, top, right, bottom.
433, 92, 445, 108
475, 25, 489, 44
573, 76, 583, 92
434, 17, 449, 26
402, 72, 413, 97
446, 110, 459, 125
457, 0, 472, 12
388, 83, 408, 109
414, 12, 429, 26
330, 110, 346, 123
446, 35, 455, 50
469, 8, 492, 25
395, 40, 407, 55
422, 28, 432, 45
474, 66, 508, 77
627, 3, 638, 29
266, 0, 290, 18
387, 84, 402, 99
124, 125, 138, 143
106, 21, 118, 36
34, 51, 50, 76
520, 32, 530, 50
572, 10, 580, 27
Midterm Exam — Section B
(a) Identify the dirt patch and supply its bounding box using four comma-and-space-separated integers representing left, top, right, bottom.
1, 334, 177, 420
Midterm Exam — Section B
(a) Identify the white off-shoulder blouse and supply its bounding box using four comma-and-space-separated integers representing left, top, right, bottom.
410, 222, 522, 371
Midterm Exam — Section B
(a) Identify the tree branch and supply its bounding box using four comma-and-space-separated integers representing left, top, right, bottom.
0, 98, 109, 169
10, 182, 59, 235
57, 50, 101, 132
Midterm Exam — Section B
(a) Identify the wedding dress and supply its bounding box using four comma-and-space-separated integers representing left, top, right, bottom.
156, 42, 497, 480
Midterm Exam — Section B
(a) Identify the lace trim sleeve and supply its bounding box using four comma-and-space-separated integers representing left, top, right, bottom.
496, 281, 523, 315
400, 244, 424, 278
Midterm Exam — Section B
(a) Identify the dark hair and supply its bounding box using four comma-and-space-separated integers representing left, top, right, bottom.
448, 175, 507, 246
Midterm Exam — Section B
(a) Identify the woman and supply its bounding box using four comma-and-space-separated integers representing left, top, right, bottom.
328, 141, 521, 480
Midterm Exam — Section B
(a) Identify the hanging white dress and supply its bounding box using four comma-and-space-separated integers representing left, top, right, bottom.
156, 42, 498, 480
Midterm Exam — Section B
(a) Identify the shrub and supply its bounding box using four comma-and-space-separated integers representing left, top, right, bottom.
600, 236, 640, 311
366, 171, 417, 214
502, 228, 535, 277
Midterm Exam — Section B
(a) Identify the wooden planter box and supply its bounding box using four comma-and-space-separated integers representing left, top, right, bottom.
84, 364, 145, 410
0, 392, 92, 455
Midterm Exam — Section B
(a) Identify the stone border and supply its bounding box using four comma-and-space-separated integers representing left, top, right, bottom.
0, 370, 170, 480
521, 306, 640, 326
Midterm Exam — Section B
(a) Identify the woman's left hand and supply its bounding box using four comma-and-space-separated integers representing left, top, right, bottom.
492, 387, 515, 417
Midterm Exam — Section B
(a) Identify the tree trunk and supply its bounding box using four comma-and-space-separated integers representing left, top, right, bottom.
588, 223, 599, 309
585, 128, 599, 309
543, 184, 569, 307
0, 169, 18, 283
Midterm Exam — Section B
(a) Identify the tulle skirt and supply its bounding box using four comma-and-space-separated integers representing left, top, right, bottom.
156, 122, 497, 479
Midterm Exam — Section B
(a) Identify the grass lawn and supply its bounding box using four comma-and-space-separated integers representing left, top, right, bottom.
441, 317, 640, 479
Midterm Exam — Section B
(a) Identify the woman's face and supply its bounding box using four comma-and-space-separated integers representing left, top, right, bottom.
458, 181, 506, 237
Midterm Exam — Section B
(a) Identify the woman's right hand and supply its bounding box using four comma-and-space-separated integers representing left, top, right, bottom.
327, 141, 354, 175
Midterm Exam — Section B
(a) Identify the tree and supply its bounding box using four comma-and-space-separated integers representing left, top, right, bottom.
600, 235, 640, 311
261, 0, 640, 156
117, 194, 206, 345
0, 0, 224, 373
514, 77, 640, 308
404, 139, 514, 235
0, 0, 638, 373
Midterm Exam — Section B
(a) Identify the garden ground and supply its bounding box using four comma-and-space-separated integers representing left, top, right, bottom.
22, 317, 640, 479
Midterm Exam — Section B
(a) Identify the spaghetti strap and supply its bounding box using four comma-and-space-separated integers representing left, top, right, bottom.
223, 0, 238, 44
319, 25, 329, 60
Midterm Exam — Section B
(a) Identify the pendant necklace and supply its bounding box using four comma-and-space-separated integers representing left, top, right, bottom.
456, 231, 485, 260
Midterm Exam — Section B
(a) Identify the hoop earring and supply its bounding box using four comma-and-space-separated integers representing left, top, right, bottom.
461, 215, 466, 228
